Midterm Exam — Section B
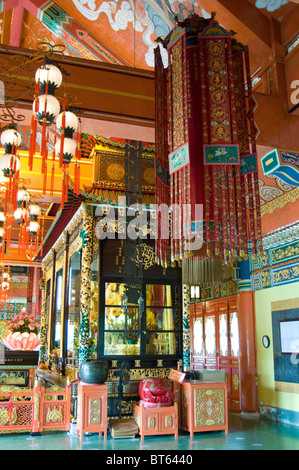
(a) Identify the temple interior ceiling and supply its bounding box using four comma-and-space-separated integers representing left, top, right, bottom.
0, 0, 298, 258
0, 0, 297, 71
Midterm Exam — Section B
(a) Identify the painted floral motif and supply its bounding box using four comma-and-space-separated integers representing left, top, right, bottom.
261, 270, 271, 288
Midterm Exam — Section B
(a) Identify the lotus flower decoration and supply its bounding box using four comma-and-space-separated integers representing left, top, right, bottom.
1, 310, 40, 351
2, 331, 40, 350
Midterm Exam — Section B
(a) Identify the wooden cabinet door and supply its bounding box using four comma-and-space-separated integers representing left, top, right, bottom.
216, 302, 229, 364
84, 392, 106, 431
160, 407, 177, 434
190, 304, 204, 369
144, 410, 160, 434
204, 304, 217, 369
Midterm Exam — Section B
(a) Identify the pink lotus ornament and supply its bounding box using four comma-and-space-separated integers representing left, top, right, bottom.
2, 331, 40, 350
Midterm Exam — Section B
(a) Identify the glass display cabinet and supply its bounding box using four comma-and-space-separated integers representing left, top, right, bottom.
145, 284, 177, 356
103, 282, 178, 358
39, 202, 182, 419
104, 282, 140, 356
99, 239, 182, 361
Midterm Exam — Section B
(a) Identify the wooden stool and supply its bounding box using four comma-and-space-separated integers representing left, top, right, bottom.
77, 382, 108, 441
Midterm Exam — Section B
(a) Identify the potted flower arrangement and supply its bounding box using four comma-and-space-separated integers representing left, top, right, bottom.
49, 349, 60, 370
2, 311, 41, 350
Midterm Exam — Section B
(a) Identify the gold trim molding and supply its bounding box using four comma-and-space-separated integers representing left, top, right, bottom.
261, 187, 299, 217
271, 298, 299, 312
42, 204, 84, 278
275, 381, 299, 394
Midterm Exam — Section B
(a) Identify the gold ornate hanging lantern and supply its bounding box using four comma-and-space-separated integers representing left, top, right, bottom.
154, 13, 263, 285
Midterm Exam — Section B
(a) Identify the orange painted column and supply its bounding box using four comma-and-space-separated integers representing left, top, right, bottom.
237, 267, 258, 414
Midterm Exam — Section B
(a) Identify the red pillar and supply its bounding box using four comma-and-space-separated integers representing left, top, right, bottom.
9, 5, 24, 47
237, 284, 258, 413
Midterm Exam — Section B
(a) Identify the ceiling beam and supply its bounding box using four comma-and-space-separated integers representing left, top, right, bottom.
0, 0, 46, 15
253, 91, 299, 152
0, 0, 19, 10
269, 17, 287, 97
281, 5, 299, 45
9, 4, 24, 47
198, 0, 272, 47
217, 0, 271, 46
0, 45, 155, 127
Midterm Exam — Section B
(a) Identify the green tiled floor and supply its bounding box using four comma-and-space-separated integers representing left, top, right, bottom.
0, 412, 298, 450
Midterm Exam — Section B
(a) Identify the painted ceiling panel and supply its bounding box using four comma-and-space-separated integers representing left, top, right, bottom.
43, 0, 270, 70
38, 0, 186, 69
1, 0, 296, 74
26, 0, 297, 74
40, 2, 131, 65
21, 10, 71, 54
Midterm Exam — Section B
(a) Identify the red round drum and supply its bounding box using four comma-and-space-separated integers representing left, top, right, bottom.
138, 377, 174, 407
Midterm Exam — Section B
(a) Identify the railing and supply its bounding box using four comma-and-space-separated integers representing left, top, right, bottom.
0, 381, 71, 434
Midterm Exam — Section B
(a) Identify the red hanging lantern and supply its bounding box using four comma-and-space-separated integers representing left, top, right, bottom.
0, 267, 12, 308
55, 110, 79, 208
74, 125, 82, 196
14, 186, 30, 254
29, 61, 63, 193
28, 202, 42, 259
0, 125, 22, 214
